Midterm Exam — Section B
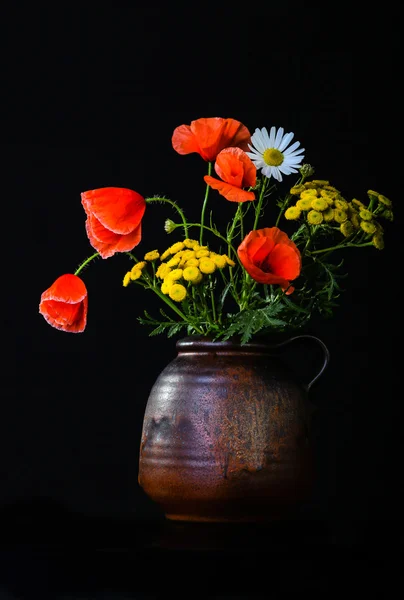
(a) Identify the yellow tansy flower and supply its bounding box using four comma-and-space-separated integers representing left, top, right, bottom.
144, 250, 160, 261
156, 263, 172, 279
161, 279, 173, 295
284, 206, 301, 220
301, 189, 318, 199
359, 209, 373, 221
323, 207, 335, 222
340, 221, 354, 237
296, 198, 313, 211
199, 258, 216, 274
310, 198, 329, 212
333, 209, 348, 224
223, 255, 236, 267
169, 283, 187, 302
307, 210, 323, 225
182, 250, 196, 261
367, 190, 380, 201
334, 199, 349, 211
196, 249, 210, 258
130, 269, 143, 281
360, 221, 376, 235
351, 199, 366, 210
183, 238, 199, 248
183, 266, 203, 283
211, 254, 227, 268
169, 242, 185, 254
372, 233, 385, 250
167, 256, 181, 267
290, 184, 306, 195
123, 272, 131, 287
312, 179, 330, 186
320, 190, 336, 204
166, 268, 183, 281
350, 213, 361, 229
131, 261, 146, 273
378, 194, 392, 207
185, 258, 199, 267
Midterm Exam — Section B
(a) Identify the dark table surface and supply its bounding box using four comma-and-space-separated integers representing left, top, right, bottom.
0, 512, 400, 598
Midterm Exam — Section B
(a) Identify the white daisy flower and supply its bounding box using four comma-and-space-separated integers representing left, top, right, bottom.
246, 126, 305, 182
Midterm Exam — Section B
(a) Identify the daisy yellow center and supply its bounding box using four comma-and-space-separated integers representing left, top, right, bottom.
263, 148, 284, 167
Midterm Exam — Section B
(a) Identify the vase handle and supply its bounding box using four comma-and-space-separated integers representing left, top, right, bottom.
276, 334, 330, 391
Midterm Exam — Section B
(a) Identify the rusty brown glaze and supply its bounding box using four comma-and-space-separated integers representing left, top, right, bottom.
138, 335, 329, 522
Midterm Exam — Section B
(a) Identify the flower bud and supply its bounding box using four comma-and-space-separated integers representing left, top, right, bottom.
164, 219, 177, 233
300, 163, 315, 178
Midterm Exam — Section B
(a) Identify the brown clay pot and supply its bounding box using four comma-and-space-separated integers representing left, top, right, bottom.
138, 334, 329, 522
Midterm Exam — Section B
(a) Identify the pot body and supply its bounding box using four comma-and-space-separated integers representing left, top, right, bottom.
138, 335, 329, 522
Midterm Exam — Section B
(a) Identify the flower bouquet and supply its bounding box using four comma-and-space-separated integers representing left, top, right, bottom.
39, 117, 394, 344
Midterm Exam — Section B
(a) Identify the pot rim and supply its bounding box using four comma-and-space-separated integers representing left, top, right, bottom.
176, 334, 296, 353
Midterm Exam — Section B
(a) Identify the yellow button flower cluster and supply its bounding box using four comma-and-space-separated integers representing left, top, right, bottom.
122, 238, 236, 298
157, 238, 235, 302
286, 181, 393, 249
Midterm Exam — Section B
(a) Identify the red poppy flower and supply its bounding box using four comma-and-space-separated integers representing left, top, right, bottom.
237, 227, 301, 294
39, 274, 88, 333
172, 117, 251, 162
204, 147, 256, 202
81, 187, 146, 259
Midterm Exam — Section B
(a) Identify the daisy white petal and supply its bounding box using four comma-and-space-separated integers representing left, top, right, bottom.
247, 148, 264, 159
262, 165, 273, 178
284, 148, 305, 159
283, 141, 302, 155
274, 127, 284, 148
278, 132, 294, 152
250, 129, 267, 153
279, 164, 298, 175
268, 126, 276, 147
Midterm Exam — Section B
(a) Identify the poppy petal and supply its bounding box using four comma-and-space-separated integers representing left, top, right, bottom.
171, 124, 201, 156
40, 273, 87, 303
39, 274, 88, 333
214, 151, 244, 187
81, 188, 146, 235
204, 176, 255, 203
237, 228, 301, 290
215, 147, 256, 188
41, 298, 88, 333
268, 243, 302, 280
172, 117, 251, 162
85, 217, 142, 259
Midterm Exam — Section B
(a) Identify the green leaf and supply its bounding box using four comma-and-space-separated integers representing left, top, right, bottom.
281, 296, 311, 314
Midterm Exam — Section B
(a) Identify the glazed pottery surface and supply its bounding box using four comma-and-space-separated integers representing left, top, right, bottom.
138, 335, 329, 522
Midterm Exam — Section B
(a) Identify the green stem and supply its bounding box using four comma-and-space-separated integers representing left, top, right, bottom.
199, 162, 213, 245
74, 252, 99, 276
309, 242, 373, 255
253, 178, 268, 230
275, 175, 304, 227
210, 284, 217, 324
146, 196, 188, 237
240, 203, 245, 241
151, 285, 204, 333
178, 223, 240, 263
275, 193, 293, 227
227, 203, 243, 257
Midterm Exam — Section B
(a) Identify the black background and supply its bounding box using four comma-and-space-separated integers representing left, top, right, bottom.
1, 3, 402, 597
